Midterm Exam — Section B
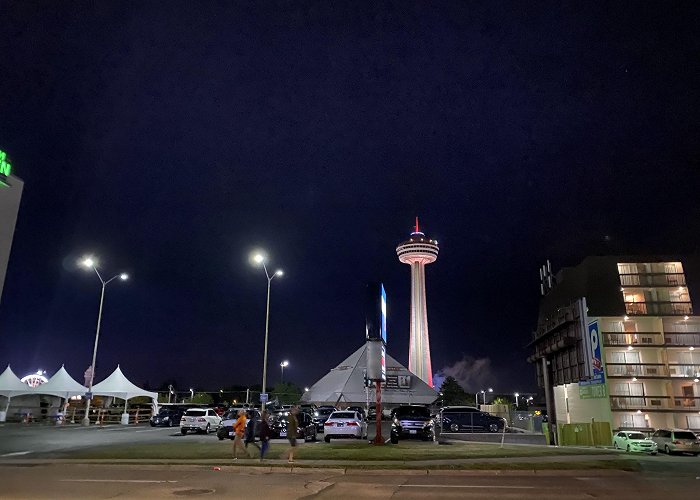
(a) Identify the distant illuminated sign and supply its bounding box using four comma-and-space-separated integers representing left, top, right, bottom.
21, 370, 48, 388
0, 150, 11, 186
365, 282, 387, 345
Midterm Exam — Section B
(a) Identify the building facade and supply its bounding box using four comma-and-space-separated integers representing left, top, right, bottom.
529, 256, 700, 435
0, 151, 23, 305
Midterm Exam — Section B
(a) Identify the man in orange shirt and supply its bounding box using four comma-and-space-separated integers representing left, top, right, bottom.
232, 409, 248, 459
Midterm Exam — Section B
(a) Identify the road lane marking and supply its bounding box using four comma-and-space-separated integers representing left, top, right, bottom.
0, 451, 31, 457
398, 485, 535, 489
60, 479, 178, 484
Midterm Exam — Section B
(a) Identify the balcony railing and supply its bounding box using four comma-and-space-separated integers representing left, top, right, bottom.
610, 395, 700, 410
624, 302, 693, 316
610, 396, 673, 409
619, 273, 686, 287
602, 332, 663, 346
606, 363, 668, 377
673, 397, 700, 409
602, 332, 700, 347
664, 333, 700, 347
667, 364, 700, 378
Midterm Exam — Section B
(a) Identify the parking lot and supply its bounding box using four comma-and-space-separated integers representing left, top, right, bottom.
0, 421, 394, 459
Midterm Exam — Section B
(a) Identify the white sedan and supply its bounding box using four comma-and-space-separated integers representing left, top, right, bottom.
180, 408, 222, 435
613, 431, 658, 454
324, 411, 368, 442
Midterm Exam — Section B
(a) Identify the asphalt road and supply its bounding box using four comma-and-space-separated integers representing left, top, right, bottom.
0, 464, 698, 499
0, 422, 394, 458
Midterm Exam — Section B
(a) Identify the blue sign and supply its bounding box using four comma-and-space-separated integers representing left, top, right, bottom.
84, 392, 93, 400
580, 320, 605, 386
380, 284, 387, 344
259, 393, 268, 403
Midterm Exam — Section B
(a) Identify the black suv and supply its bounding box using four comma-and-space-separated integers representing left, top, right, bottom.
390, 405, 435, 444
150, 407, 185, 427
439, 406, 505, 433
311, 407, 335, 432
270, 410, 318, 441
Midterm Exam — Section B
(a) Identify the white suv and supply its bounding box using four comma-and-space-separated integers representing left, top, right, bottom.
180, 408, 221, 435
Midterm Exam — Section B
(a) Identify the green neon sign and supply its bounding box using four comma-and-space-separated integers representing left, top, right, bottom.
0, 150, 11, 187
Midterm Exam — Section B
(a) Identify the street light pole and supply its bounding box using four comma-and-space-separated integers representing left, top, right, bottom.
80, 258, 128, 426
280, 360, 289, 384
252, 253, 283, 412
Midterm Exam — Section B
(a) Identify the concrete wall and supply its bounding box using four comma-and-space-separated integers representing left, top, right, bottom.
554, 383, 612, 425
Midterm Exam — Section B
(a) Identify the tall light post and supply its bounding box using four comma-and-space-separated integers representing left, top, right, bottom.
280, 360, 289, 384
251, 252, 283, 411
480, 387, 493, 406
514, 392, 520, 408
79, 257, 129, 426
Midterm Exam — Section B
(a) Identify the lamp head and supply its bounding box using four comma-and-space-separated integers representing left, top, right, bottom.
488, 388, 493, 393
275, 269, 284, 276
281, 360, 289, 367
514, 393, 519, 397
81, 257, 95, 268
252, 253, 265, 265
119, 273, 129, 281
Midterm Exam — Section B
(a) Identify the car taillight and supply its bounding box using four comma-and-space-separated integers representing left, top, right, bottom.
197, 418, 206, 422
347, 422, 359, 426
672, 440, 681, 445
324, 422, 333, 426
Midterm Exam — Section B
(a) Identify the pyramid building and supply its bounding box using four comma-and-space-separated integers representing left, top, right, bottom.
300, 345, 438, 406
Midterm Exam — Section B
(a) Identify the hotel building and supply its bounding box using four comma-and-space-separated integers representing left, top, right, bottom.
529, 256, 700, 434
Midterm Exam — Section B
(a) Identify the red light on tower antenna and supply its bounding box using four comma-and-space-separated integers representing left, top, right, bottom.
415, 216, 420, 233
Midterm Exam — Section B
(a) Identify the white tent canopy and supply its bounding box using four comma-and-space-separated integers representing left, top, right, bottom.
0, 365, 32, 398
301, 344, 438, 406
91, 365, 157, 402
35, 365, 87, 399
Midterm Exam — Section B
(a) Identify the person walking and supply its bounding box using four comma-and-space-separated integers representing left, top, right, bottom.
286, 406, 299, 464
232, 409, 249, 459
258, 410, 271, 462
244, 409, 260, 454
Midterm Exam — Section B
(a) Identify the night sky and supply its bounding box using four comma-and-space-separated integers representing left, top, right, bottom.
1, 2, 699, 396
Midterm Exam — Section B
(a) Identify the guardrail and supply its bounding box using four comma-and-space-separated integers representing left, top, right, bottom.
606, 363, 668, 377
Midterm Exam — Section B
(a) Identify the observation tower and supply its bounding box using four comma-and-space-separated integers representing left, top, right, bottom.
396, 217, 439, 387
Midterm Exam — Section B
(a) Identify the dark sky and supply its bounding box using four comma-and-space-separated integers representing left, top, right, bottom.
1, 2, 699, 395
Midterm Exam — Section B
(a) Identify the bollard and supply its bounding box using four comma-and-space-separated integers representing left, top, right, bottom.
71, 407, 76, 424
99, 410, 104, 427
134, 409, 139, 424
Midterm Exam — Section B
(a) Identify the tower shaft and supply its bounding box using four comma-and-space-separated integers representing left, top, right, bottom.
408, 262, 433, 387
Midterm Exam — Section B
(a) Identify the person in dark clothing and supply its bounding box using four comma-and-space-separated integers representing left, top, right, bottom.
244, 410, 260, 453
259, 411, 272, 461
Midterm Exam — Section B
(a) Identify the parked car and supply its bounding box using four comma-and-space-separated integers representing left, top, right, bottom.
298, 404, 315, 415
650, 429, 700, 455
613, 431, 658, 454
323, 411, 367, 442
347, 406, 366, 419
439, 406, 505, 433
150, 407, 185, 427
312, 407, 336, 431
217, 408, 261, 441
390, 405, 435, 444
270, 410, 318, 441
180, 408, 222, 435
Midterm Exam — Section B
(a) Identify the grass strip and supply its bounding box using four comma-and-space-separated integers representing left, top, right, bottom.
52, 440, 613, 461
